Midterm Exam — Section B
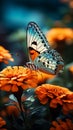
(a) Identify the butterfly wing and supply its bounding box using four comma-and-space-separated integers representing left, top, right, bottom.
27, 22, 50, 61
34, 49, 64, 74
26, 22, 64, 74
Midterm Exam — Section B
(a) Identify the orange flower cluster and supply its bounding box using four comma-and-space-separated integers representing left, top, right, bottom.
0, 117, 6, 130
35, 84, 73, 114
50, 118, 73, 130
0, 46, 14, 64
46, 28, 73, 52
0, 66, 55, 92
0, 66, 37, 92
46, 28, 73, 45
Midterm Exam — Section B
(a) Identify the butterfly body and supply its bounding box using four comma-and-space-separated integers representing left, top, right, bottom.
26, 22, 64, 74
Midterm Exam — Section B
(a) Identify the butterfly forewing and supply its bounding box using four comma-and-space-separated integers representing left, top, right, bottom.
27, 22, 49, 55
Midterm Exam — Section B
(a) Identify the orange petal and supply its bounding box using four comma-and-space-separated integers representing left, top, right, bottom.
62, 102, 73, 114
66, 119, 73, 129
50, 98, 62, 108
0, 85, 11, 91
11, 85, 18, 92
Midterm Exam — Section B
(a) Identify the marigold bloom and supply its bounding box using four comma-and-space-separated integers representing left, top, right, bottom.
35, 84, 73, 113
69, 65, 73, 74
46, 28, 73, 52
50, 118, 73, 130
46, 28, 73, 45
0, 66, 55, 92
0, 46, 14, 64
0, 117, 7, 130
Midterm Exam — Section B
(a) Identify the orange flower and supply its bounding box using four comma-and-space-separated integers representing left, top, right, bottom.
0, 46, 14, 64
0, 66, 55, 92
0, 117, 7, 130
46, 28, 73, 53
62, 101, 73, 114
46, 28, 73, 45
35, 84, 73, 113
69, 65, 73, 74
50, 119, 73, 130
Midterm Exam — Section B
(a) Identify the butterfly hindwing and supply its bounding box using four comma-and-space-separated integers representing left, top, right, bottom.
33, 49, 64, 74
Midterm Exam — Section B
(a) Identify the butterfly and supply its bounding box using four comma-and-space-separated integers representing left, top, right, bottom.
26, 22, 64, 74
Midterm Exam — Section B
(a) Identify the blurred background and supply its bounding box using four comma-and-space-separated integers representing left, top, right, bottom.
0, 0, 73, 90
